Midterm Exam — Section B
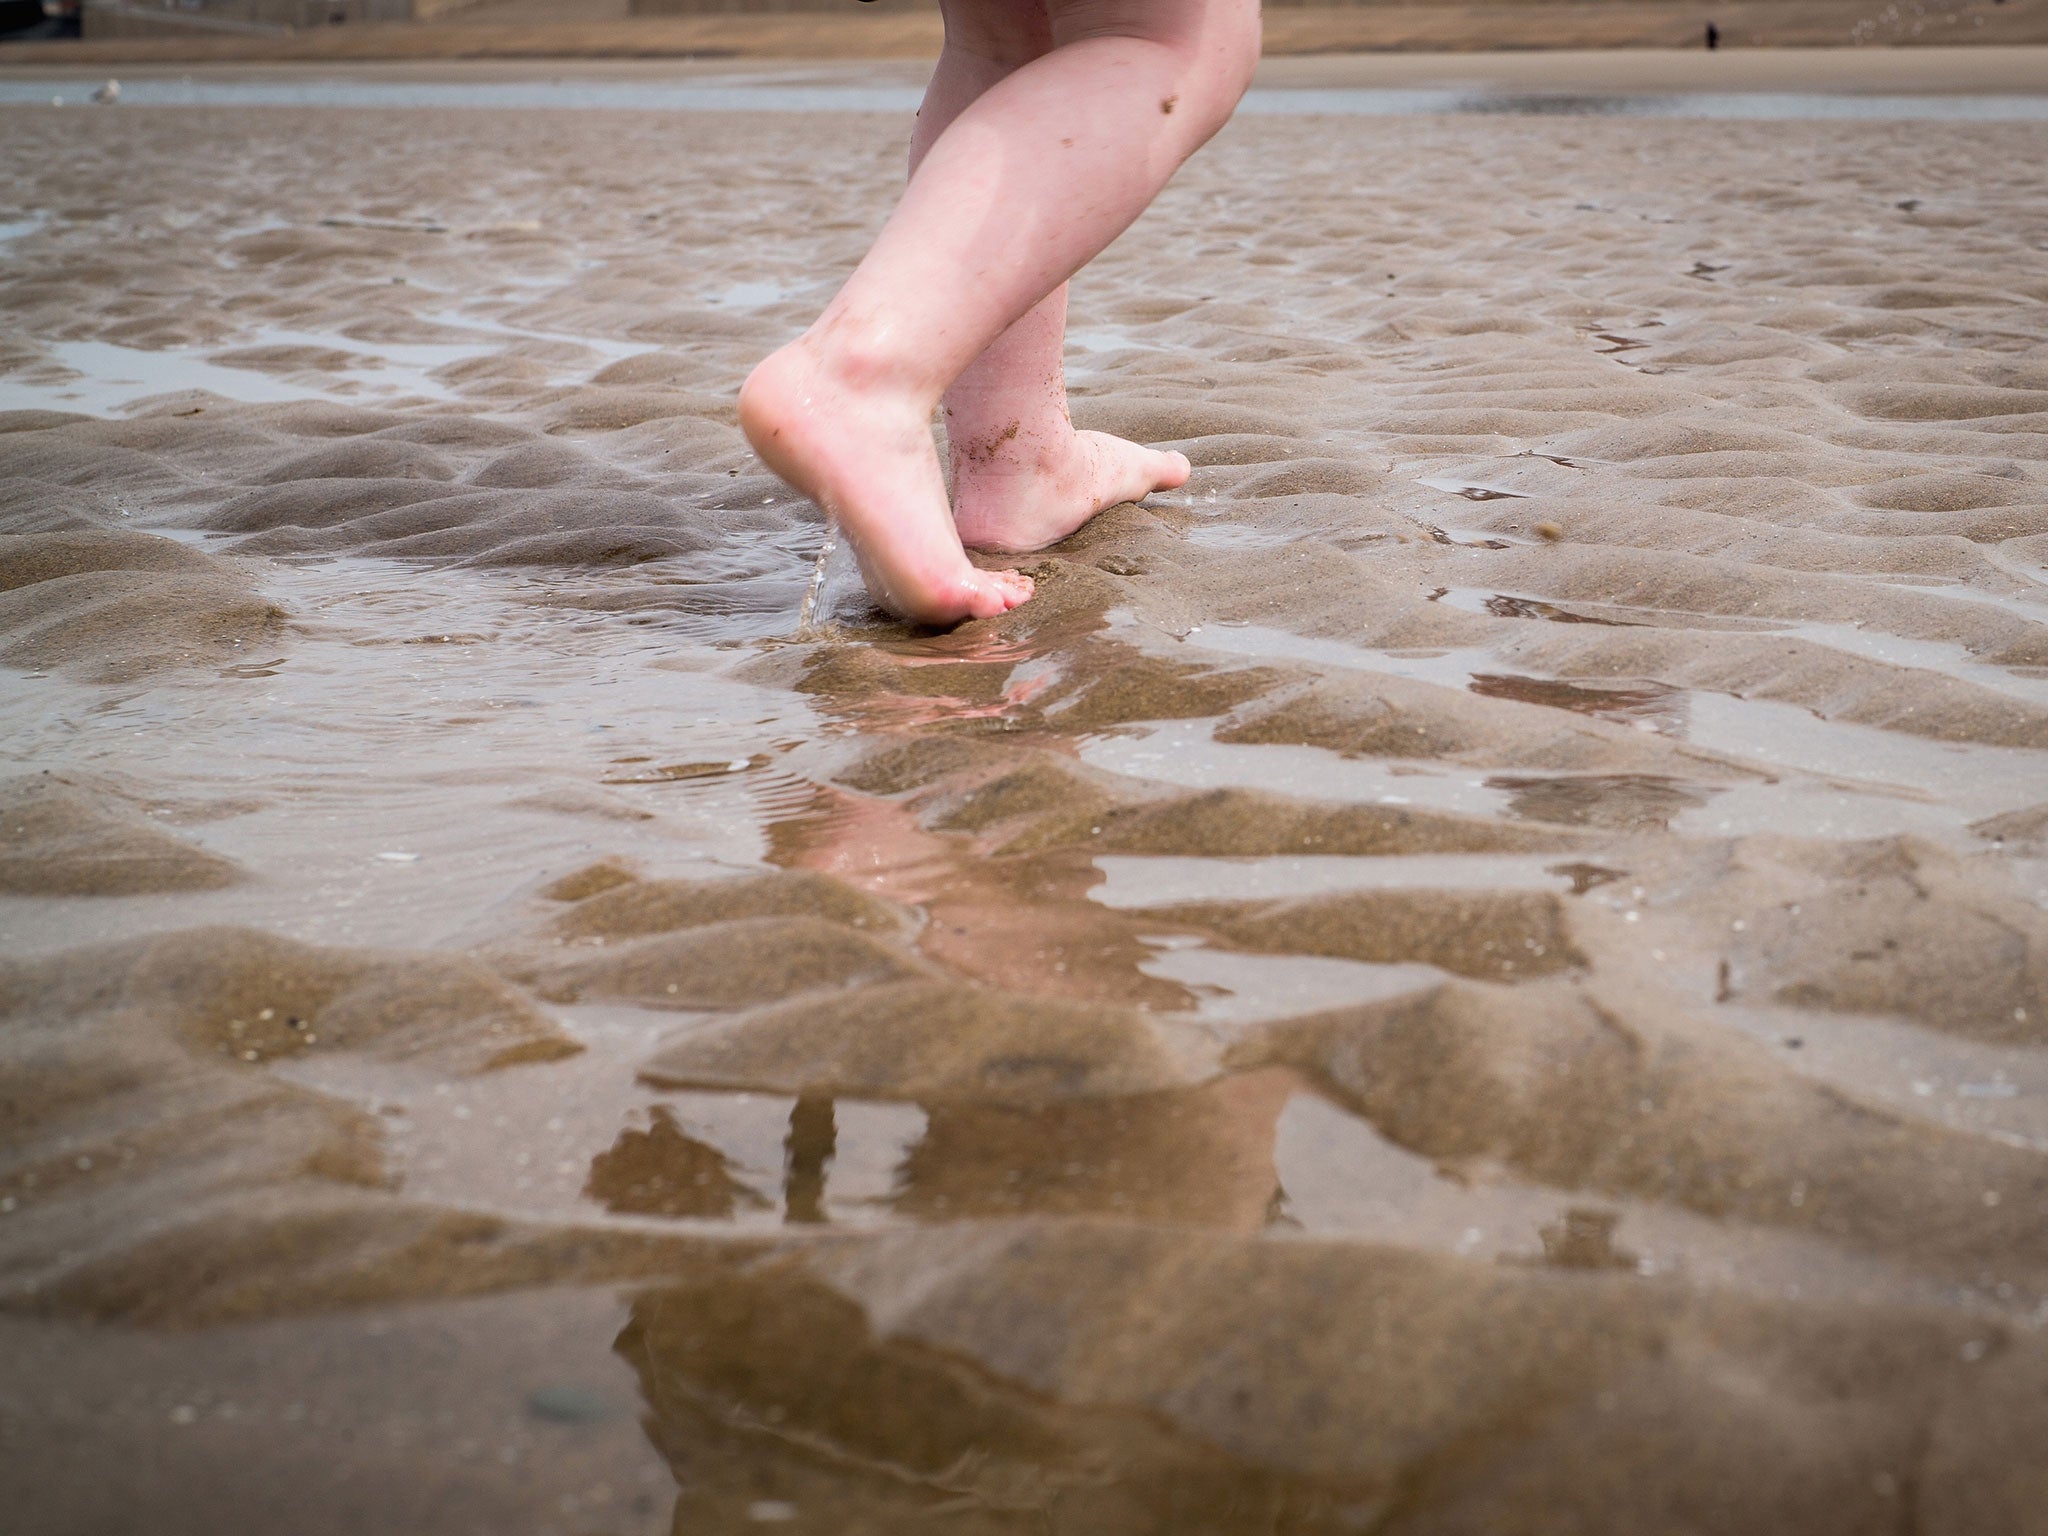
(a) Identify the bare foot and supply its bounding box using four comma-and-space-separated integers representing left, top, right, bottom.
950, 424, 1191, 553
740, 344, 1035, 628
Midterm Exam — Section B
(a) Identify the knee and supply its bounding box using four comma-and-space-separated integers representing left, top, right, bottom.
1187, 0, 1262, 124
1056, 0, 1261, 141
938, 0, 1055, 68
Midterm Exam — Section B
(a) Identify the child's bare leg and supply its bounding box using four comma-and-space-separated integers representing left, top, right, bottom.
937, 274, 1196, 552
740, 0, 1259, 625
909, 12, 1193, 553
945, 284, 1191, 553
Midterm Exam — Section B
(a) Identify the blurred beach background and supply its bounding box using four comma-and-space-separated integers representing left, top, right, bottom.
3, 0, 2047, 54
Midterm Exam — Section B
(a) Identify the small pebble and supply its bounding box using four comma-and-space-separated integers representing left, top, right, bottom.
526, 1385, 614, 1425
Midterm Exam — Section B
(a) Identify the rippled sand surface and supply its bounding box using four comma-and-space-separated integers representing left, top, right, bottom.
4, 93, 2048, 1534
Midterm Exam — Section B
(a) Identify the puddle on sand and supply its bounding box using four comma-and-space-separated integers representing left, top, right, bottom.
0, 555, 819, 956
0, 339, 326, 414
703, 279, 815, 310
0, 315, 660, 415
327, 1012, 1972, 1324
1167, 615, 2046, 841
8, 76, 2046, 121
1083, 718, 1516, 819
0, 211, 49, 248
1091, 852, 1576, 907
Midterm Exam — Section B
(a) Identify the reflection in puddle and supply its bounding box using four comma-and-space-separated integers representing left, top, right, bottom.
1531, 1208, 1640, 1271
1486, 772, 1719, 831
1478, 591, 1647, 626
1549, 860, 1629, 895
1588, 330, 1651, 356
586, 1104, 766, 1220
898, 1074, 1293, 1226
1425, 522, 1513, 548
595, 1077, 1300, 1230
782, 1094, 837, 1225
1468, 672, 1686, 734
1416, 476, 1532, 502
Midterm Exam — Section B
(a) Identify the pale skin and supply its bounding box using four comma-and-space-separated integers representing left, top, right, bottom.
739, 0, 1263, 627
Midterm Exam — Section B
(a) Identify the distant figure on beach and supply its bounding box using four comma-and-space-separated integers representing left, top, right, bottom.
1704, 21, 1720, 48
740, 0, 1262, 626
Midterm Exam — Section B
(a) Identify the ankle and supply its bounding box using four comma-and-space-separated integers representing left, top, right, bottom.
946, 411, 1075, 483
795, 317, 940, 410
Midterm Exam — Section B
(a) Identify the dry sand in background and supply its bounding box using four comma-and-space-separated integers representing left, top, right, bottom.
10, 0, 2048, 60
3, 59, 2048, 1534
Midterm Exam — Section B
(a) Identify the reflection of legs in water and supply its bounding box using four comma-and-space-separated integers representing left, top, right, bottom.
739, 0, 1261, 626
782, 1095, 837, 1224
894, 1070, 1297, 1229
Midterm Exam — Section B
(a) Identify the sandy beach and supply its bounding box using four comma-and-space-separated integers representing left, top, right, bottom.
4, 51, 2048, 1533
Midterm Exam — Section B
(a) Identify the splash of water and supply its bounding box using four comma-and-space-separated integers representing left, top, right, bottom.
796, 522, 838, 633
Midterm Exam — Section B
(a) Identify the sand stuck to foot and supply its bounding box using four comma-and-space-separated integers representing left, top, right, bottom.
3, 83, 2048, 1535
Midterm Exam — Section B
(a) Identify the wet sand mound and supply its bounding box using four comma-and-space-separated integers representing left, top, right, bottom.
1, 925, 592, 1310
0, 773, 243, 896
1726, 836, 2048, 1044
985, 778, 1574, 858
1975, 802, 2048, 855
1217, 670, 1749, 778
231, 487, 727, 568
1240, 978, 2048, 1276
4, 924, 578, 1078
0, 525, 284, 682
0, 479, 126, 535
1147, 888, 1585, 982
542, 868, 910, 944
618, 1219, 2045, 1536
507, 915, 931, 1011
643, 978, 1193, 1106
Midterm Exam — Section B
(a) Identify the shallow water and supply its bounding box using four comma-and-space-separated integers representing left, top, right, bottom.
5, 94, 2048, 1535
6, 74, 2048, 119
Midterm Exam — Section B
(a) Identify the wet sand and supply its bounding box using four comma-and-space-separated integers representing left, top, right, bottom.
4, 66, 2048, 1534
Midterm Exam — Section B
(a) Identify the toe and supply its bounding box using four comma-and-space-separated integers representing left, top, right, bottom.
1155, 449, 1193, 490
974, 568, 1034, 615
